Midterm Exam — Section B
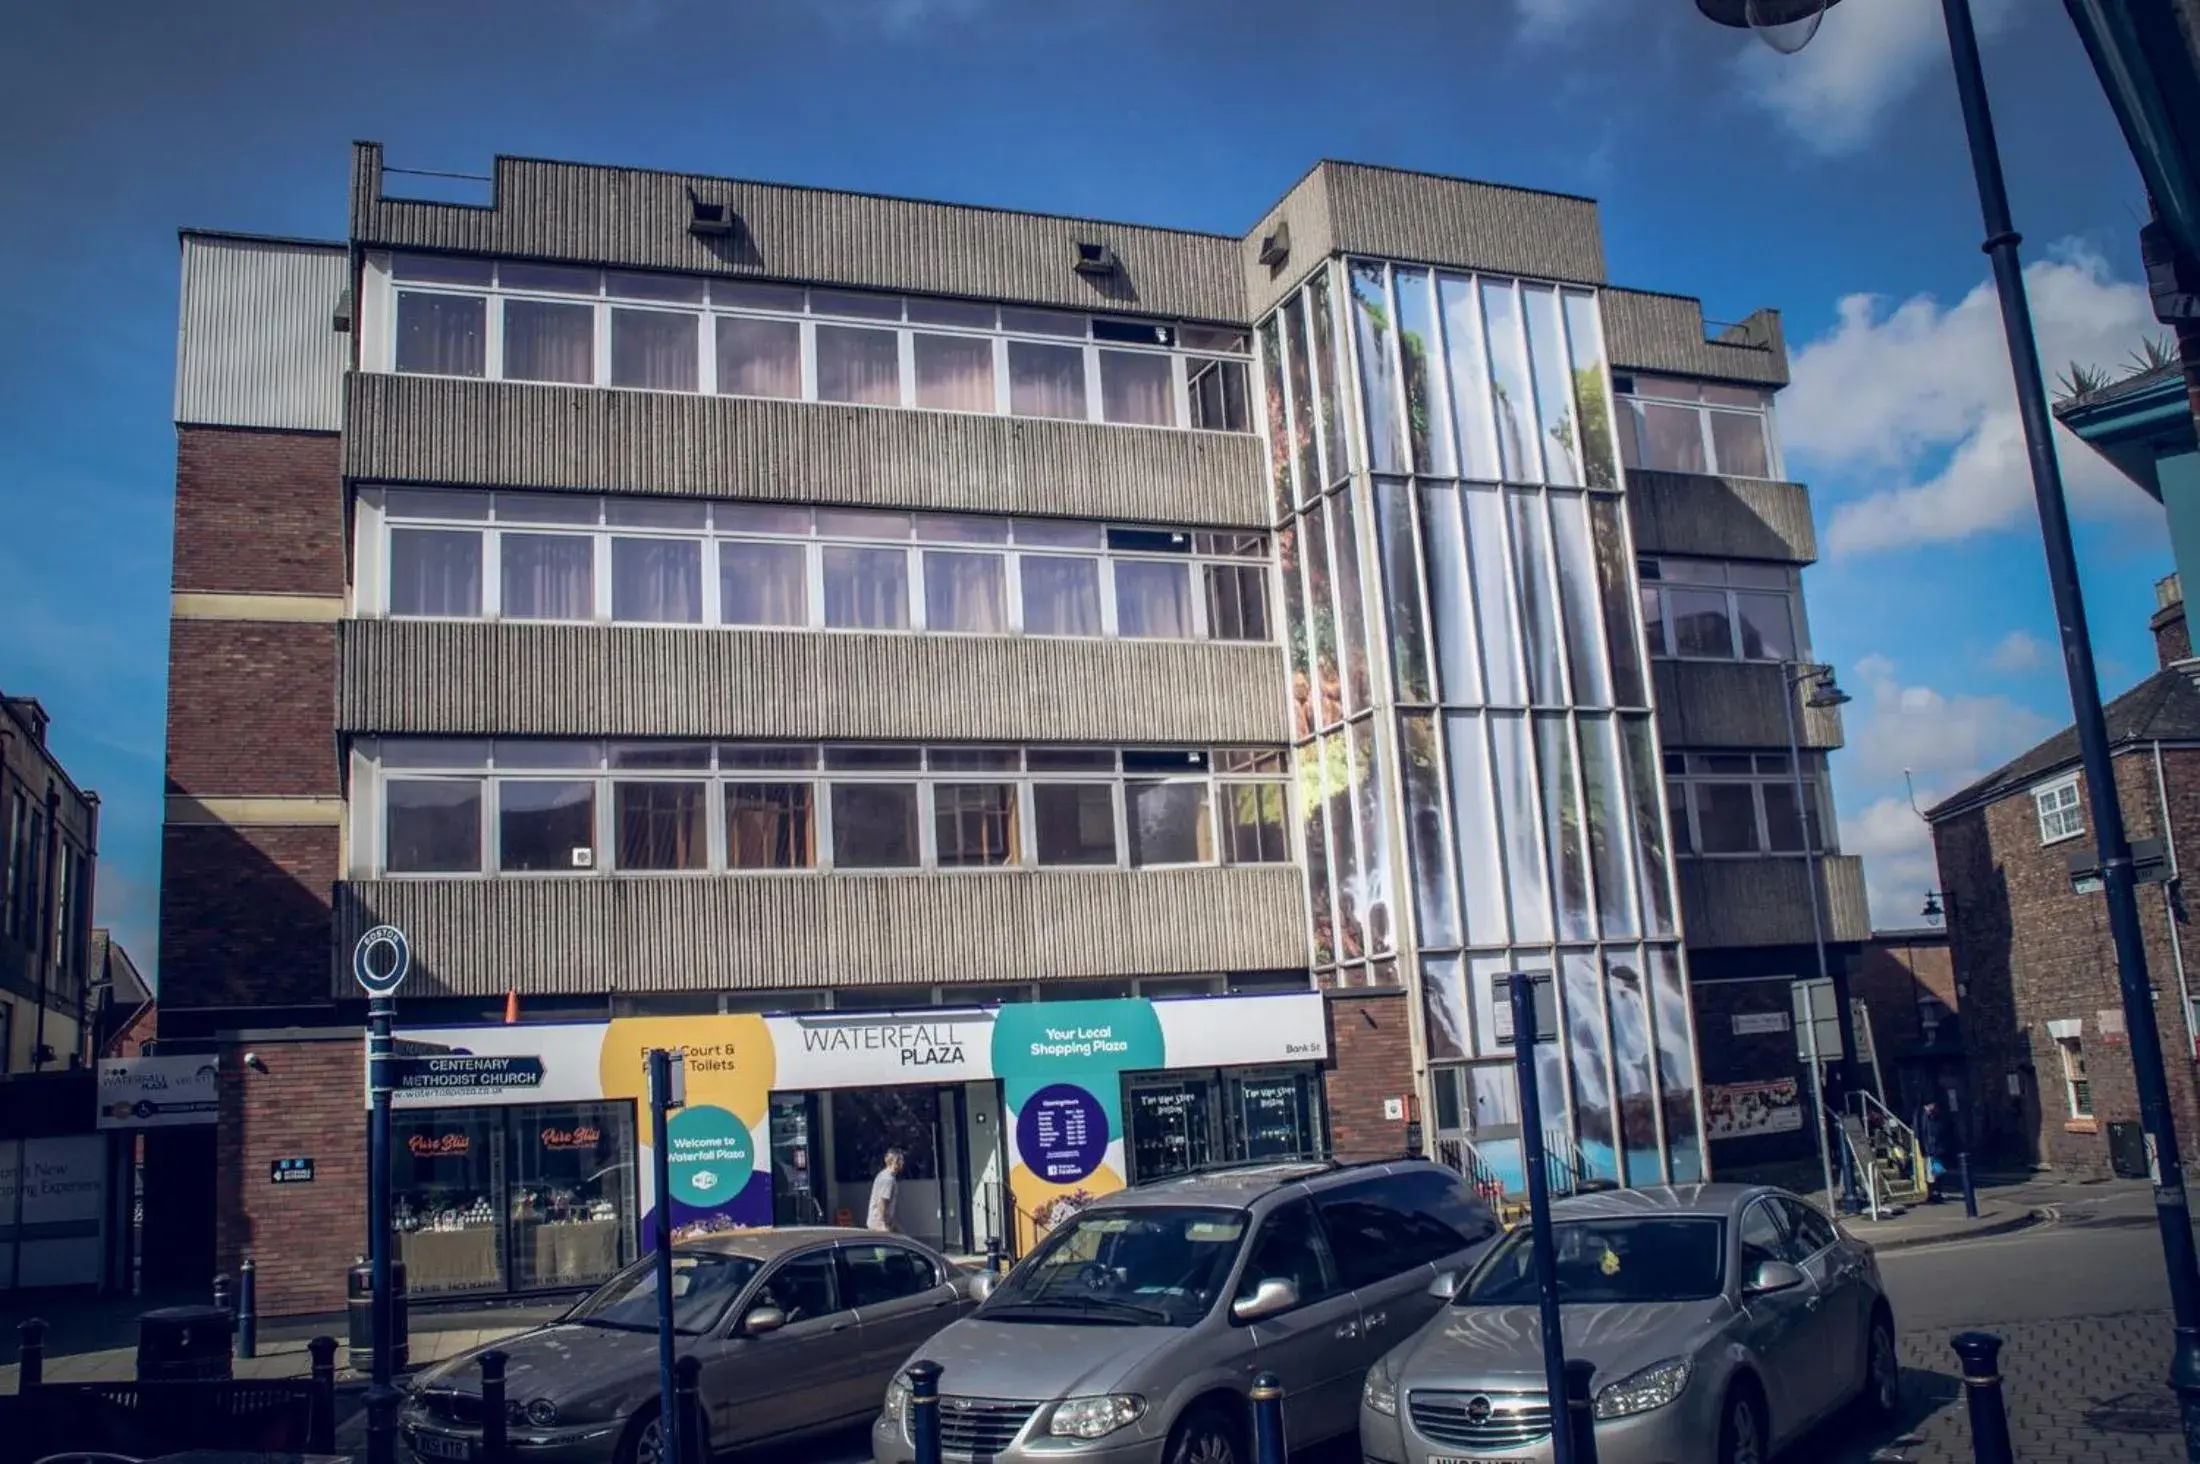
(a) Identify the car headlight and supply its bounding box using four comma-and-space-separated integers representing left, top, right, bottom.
1362, 1366, 1399, 1418
1048, 1394, 1146, 1439
884, 1375, 910, 1425
1593, 1357, 1692, 1420
522, 1398, 559, 1428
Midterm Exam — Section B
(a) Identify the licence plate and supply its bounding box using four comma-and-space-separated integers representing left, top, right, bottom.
1430, 1457, 1533, 1464
409, 1430, 473, 1461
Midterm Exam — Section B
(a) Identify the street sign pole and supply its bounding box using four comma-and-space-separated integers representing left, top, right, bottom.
648, 1049, 684, 1464
353, 925, 410, 1464
1509, 971, 1574, 1464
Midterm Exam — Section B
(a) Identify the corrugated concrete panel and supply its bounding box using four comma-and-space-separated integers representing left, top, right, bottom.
1242, 163, 1606, 320
1603, 289, 1789, 387
332, 866, 1310, 997
345, 374, 1270, 527
1652, 660, 1844, 751
176, 234, 349, 431
352, 142, 1247, 323
1625, 470, 1818, 564
338, 619, 1291, 745
1676, 855, 1870, 948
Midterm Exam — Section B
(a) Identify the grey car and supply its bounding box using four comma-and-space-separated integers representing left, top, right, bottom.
1360, 1185, 1901, 1464
870, 1159, 1502, 1464
400, 1227, 978, 1464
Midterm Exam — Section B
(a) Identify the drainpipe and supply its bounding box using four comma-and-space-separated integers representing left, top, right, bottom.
30, 784, 58, 1076
74, 793, 97, 1068
2154, 742, 2198, 1062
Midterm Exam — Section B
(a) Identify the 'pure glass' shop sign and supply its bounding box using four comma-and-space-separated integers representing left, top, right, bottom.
391, 1054, 547, 1094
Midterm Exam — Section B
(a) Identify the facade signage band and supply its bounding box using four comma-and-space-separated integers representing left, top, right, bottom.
97, 1055, 220, 1129
392, 1055, 546, 1093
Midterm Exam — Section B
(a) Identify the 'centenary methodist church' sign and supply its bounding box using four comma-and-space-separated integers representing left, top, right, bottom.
373, 991, 1327, 1247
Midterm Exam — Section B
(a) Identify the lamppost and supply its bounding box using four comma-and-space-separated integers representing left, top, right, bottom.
1697, 1, 2200, 1449
1783, 661, 1857, 1208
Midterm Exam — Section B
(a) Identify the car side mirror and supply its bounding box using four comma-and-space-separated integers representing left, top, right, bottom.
1744, 1261, 1805, 1297
1230, 1278, 1299, 1323
968, 1273, 997, 1303
741, 1305, 787, 1336
1427, 1270, 1465, 1301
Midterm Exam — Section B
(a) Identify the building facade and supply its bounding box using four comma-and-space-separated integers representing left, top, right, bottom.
1, 693, 101, 1075
1928, 579, 2200, 1180
1852, 926, 1964, 1135
159, 145, 1850, 1315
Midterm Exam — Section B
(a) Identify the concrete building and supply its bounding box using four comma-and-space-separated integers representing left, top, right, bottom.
1, 692, 102, 1075
157, 143, 1854, 1315
1927, 578, 2200, 1180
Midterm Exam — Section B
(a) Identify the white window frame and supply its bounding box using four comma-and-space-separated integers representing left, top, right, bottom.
356, 739, 1293, 881
363, 250, 1256, 436
1615, 375, 1785, 481
2055, 1033, 2092, 1119
2034, 774, 2084, 846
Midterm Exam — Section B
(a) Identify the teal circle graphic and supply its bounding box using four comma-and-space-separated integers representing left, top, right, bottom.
665, 1104, 754, 1207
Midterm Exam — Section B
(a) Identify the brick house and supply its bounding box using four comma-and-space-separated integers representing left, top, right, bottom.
1926, 576, 2200, 1178
1851, 926, 1965, 1134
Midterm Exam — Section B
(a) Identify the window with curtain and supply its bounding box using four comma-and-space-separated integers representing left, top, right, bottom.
610, 308, 698, 392
1020, 556, 1102, 636
616, 781, 707, 871
715, 316, 802, 399
726, 783, 814, 869
395, 293, 486, 377
390, 529, 483, 616
719, 541, 808, 627
1115, 561, 1192, 639
503, 300, 595, 385
914, 334, 996, 411
817, 325, 900, 405
823, 547, 909, 630
922, 551, 1007, 634
1008, 341, 1086, 419
501, 533, 594, 620
1099, 350, 1177, 426
611, 538, 703, 623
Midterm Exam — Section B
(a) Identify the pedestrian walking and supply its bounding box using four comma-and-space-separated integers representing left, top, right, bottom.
1918, 1100, 1950, 1203
867, 1148, 905, 1233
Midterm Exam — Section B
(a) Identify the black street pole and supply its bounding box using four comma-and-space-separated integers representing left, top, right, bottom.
366, 993, 397, 1464
648, 1049, 681, 1464
1938, 0, 2200, 1449
1510, 972, 1575, 1464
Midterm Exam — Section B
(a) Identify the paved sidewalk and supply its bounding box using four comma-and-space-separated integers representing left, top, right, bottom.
1813, 1173, 2159, 1252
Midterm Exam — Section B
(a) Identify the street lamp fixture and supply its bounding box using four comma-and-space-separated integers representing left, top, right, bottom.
1921, 891, 1948, 925
1699, 0, 2200, 1449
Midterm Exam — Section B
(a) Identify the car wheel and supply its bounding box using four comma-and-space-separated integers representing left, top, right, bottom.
618, 1409, 663, 1464
1165, 1406, 1242, 1464
1861, 1311, 1901, 1423
1718, 1386, 1767, 1464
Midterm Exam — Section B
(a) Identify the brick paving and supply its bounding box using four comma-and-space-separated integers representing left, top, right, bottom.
1796, 1310, 2185, 1464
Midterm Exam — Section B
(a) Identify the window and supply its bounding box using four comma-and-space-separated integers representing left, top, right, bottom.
4, 791, 27, 939
2058, 1035, 2092, 1118
1666, 752, 1831, 857
390, 529, 483, 617
386, 780, 483, 874
934, 783, 1017, 868
616, 781, 708, 872
1637, 558, 1798, 663
2035, 776, 2083, 844
1032, 783, 1118, 866
1220, 783, 1287, 865
755, 1250, 842, 1324
823, 546, 910, 631
375, 253, 1251, 434
501, 534, 593, 621
1127, 780, 1213, 867
1779, 1198, 1838, 1258
726, 783, 814, 869
838, 1242, 941, 1306
1736, 1199, 1791, 1274
611, 537, 703, 624
1314, 1172, 1489, 1286
923, 551, 1008, 634
1234, 1200, 1340, 1308
500, 780, 596, 873
831, 782, 921, 869
1616, 375, 1779, 479
719, 541, 807, 627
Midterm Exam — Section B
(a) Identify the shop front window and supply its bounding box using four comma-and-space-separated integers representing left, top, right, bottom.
393, 1110, 505, 1297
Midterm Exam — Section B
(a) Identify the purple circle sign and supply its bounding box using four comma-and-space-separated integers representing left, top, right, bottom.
1017, 1083, 1109, 1184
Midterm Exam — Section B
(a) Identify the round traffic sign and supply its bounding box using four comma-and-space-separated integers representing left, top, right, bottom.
353, 924, 411, 996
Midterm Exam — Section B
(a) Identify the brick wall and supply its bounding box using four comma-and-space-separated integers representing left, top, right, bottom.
216, 1037, 364, 1316
2155, 600, 2190, 670
173, 427, 344, 596
1853, 935, 1955, 1058
1323, 989, 1413, 1160
1937, 744, 2200, 1178
159, 824, 337, 1009
165, 621, 337, 798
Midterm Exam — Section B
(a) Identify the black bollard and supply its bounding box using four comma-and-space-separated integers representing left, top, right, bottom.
907, 1359, 944, 1464
17, 1318, 46, 1390
1563, 1359, 1600, 1464
479, 1349, 510, 1464
674, 1354, 706, 1464
1950, 1332, 2015, 1464
1959, 1152, 1979, 1219
1250, 1370, 1287, 1464
212, 1269, 233, 1324
986, 1235, 1003, 1275
238, 1257, 259, 1359
307, 1336, 338, 1454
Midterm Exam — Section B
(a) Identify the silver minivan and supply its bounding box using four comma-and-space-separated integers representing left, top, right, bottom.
870, 1159, 1501, 1464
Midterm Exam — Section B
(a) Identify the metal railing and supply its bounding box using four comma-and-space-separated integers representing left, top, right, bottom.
1846, 1090, 1929, 1206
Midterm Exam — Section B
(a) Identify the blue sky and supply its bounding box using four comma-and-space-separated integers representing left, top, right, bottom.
0, 0, 2173, 977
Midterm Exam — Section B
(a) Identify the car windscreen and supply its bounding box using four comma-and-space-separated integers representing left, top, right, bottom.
568, 1252, 763, 1335
978, 1206, 1248, 1327
1460, 1217, 1726, 1306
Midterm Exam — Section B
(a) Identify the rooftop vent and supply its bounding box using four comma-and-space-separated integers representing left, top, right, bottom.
1257, 223, 1291, 269
1073, 241, 1119, 276
688, 188, 737, 238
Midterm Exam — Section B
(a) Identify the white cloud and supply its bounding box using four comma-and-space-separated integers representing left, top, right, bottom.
1781, 246, 2167, 557
1986, 630, 2047, 673
1512, 0, 1607, 42
1841, 795, 1942, 929
1735, 0, 2019, 155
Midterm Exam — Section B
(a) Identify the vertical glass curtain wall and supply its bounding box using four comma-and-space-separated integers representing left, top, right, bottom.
1260, 257, 1705, 1192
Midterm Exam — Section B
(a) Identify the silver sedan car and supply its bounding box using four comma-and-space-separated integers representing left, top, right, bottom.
1360, 1185, 1899, 1464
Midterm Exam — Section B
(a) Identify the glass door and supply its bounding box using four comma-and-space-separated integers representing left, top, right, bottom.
391, 1109, 505, 1296
769, 1093, 825, 1226
506, 1101, 636, 1292
1226, 1067, 1323, 1161
1126, 1073, 1220, 1182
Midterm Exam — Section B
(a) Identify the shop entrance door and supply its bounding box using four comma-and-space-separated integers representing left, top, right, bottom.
823, 1085, 953, 1251
1126, 1073, 1222, 1183
1225, 1068, 1323, 1162
768, 1094, 825, 1226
